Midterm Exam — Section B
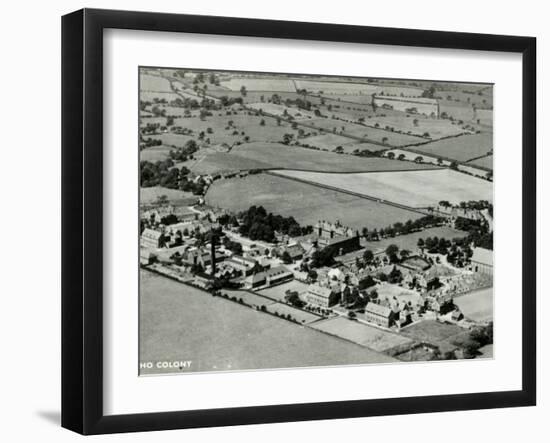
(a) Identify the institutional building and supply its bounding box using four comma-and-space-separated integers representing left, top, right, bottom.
365, 302, 393, 327
305, 284, 333, 308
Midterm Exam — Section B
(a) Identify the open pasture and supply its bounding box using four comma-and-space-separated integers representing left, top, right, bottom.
274, 168, 493, 208
300, 133, 361, 152
172, 113, 293, 145
140, 186, 197, 205
306, 117, 423, 147
155, 132, 195, 148
140, 91, 182, 103
229, 142, 438, 172
295, 80, 423, 97
364, 115, 469, 140
467, 155, 493, 170
140, 146, 173, 162
407, 133, 493, 163
206, 173, 424, 230
220, 77, 296, 92
246, 102, 316, 120
309, 317, 413, 352
401, 320, 469, 350
140, 74, 173, 92
438, 100, 476, 122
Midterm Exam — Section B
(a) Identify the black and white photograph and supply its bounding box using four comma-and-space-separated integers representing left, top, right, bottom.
139, 67, 494, 375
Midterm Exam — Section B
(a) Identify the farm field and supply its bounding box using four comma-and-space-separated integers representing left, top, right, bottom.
306, 117, 423, 147
191, 142, 438, 175
363, 115, 469, 140
172, 114, 293, 145
454, 287, 493, 322
140, 74, 173, 92
309, 317, 413, 352
155, 133, 195, 148
300, 133, 361, 151
140, 146, 172, 162
139, 117, 167, 128
400, 320, 470, 350
140, 270, 395, 374
274, 168, 493, 207
439, 101, 476, 122
140, 91, 182, 103
467, 155, 493, 170
405, 133, 493, 163
140, 186, 198, 205
246, 102, 316, 120
206, 173, 424, 230
294, 80, 423, 97
220, 77, 296, 92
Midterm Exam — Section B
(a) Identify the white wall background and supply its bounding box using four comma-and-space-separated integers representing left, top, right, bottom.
0, 0, 545, 441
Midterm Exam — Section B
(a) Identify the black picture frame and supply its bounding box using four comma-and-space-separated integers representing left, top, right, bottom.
62, 8, 537, 435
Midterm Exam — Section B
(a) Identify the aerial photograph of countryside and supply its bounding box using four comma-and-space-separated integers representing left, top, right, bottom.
139, 67, 494, 375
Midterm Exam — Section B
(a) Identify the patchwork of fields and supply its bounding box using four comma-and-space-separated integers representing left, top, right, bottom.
406, 133, 493, 163
274, 168, 493, 207
205, 173, 424, 229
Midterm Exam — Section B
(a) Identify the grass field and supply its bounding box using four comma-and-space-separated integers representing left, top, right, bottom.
206, 173, 424, 229
454, 287, 493, 322
294, 80, 423, 97
309, 317, 413, 352
306, 117, 423, 147
172, 113, 293, 145
140, 146, 172, 162
220, 77, 296, 92
438, 100, 476, 122
191, 142, 438, 175
140, 74, 173, 92
405, 133, 493, 163
274, 168, 492, 207
155, 133, 195, 148
363, 115, 468, 140
401, 320, 469, 350
467, 155, 493, 170
246, 102, 316, 120
140, 186, 197, 205
300, 133, 361, 152
140, 270, 395, 374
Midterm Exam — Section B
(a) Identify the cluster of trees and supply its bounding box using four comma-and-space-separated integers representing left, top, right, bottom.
140, 137, 162, 149
454, 217, 493, 250
140, 160, 205, 194
361, 215, 445, 241
169, 139, 199, 162
417, 236, 474, 267
237, 206, 312, 243
140, 159, 181, 188
218, 95, 243, 107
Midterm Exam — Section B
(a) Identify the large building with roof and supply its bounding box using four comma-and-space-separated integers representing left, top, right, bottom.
365, 302, 394, 327
470, 247, 493, 276
305, 284, 333, 308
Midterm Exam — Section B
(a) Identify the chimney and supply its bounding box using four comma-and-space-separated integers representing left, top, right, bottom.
211, 234, 217, 278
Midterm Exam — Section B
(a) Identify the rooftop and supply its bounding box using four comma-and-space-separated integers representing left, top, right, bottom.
471, 247, 493, 267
